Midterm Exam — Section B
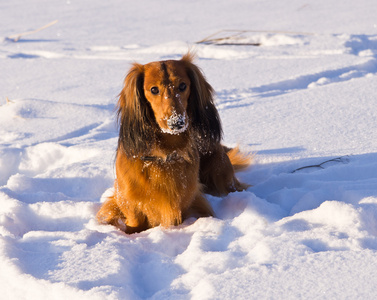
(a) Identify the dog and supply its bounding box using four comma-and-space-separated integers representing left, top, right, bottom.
96, 53, 251, 234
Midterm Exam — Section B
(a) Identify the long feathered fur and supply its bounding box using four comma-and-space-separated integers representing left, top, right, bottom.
117, 63, 157, 157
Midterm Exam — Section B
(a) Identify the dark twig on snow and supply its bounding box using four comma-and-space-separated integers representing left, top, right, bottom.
291, 156, 349, 173
196, 29, 314, 46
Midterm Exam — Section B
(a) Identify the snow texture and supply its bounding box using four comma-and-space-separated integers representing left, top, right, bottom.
1, 0, 377, 299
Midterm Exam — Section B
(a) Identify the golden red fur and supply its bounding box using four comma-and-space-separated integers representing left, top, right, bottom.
96, 53, 251, 234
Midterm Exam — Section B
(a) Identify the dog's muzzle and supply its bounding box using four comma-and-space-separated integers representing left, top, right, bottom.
168, 116, 185, 131
163, 112, 188, 134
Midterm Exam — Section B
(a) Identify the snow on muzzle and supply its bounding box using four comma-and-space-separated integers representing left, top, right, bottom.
162, 111, 189, 135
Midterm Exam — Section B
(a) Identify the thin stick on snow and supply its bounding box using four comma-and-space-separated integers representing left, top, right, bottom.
291, 156, 349, 173
196, 29, 315, 45
7, 20, 58, 42
196, 30, 259, 45
5, 97, 14, 105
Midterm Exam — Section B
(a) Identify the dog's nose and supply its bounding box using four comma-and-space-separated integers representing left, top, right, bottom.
168, 118, 185, 130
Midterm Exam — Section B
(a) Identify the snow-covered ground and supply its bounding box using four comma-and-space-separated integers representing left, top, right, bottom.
1, 0, 377, 299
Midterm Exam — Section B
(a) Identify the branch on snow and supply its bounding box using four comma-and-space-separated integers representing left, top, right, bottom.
5, 20, 58, 42
196, 29, 314, 46
291, 156, 350, 173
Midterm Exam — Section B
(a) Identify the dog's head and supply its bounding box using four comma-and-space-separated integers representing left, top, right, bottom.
117, 53, 222, 157
143, 59, 191, 135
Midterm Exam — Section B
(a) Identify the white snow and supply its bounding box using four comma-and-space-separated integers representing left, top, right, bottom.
1, 0, 377, 299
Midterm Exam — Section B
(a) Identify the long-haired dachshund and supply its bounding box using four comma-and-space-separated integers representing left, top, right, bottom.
97, 53, 251, 234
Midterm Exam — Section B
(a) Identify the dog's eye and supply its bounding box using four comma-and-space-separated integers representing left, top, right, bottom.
178, 82, 187, 92
150, 87, 159, 95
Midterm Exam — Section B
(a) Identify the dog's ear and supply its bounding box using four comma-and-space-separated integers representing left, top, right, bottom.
117, 63, 157, 157
181, 53, 223, 153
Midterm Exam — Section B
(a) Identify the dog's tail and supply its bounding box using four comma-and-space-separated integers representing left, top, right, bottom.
225, 146, 253, 171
